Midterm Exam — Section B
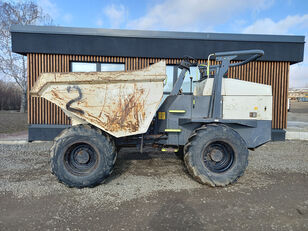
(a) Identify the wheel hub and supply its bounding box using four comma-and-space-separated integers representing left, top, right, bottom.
64, 142, 98, 176
75, 149, 90, 164
209, 149, 224, 162
203, 141, 235, 173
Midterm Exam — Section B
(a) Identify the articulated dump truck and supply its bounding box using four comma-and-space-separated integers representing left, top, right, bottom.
31, 50, 272, 188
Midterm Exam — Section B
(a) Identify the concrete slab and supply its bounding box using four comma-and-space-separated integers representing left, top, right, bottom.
0, 130, 27, 140
286, 121, 308, 140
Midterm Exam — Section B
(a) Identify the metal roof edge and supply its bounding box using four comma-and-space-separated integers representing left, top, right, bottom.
10, 25, 305, 43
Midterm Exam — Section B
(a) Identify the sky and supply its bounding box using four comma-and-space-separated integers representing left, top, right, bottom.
36, 0, 308, 88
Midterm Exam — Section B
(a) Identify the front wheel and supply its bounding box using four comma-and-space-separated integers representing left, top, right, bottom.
50, 125, 117, 188
184, 124, 248, 187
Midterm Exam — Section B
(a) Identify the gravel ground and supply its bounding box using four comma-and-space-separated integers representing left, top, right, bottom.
0, 141, 308, 230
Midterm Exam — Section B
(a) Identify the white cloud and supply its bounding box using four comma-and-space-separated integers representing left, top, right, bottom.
250, 0, 275, 16
243, 14, 308, 88
290, 40, 308, 88
37, 0, 60, 18
37, 0, 74, 26
290, 64, 308, 88
103, 4, 127, 28
243, 14, 308, 34
126, 0, 271, 31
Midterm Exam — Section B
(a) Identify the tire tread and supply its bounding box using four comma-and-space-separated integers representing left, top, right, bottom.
50, 125, 117, 188
184, 124, 248, 187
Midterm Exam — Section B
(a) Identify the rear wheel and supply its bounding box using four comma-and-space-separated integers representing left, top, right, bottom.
184, 124, 248, 187
50, 125, 117, 188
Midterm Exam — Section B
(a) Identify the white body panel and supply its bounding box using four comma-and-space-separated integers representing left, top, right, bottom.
194, 78, 272, 120
222, 96, 272, 120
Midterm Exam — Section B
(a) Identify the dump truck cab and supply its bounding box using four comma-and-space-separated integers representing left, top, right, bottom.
156, 76, 272, 149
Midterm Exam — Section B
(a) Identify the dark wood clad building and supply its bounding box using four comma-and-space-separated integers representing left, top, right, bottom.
10, 25, 305, 141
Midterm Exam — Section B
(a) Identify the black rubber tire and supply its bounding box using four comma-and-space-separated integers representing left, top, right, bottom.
50, 125, 117, 188
184, 124, 248, 187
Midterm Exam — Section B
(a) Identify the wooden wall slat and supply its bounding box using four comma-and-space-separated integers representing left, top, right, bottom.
279, 62, 283, 129
277, 62, 281, 128
27, 54, 290, 129
27, 54, 31, 123
274, 62, 278, 128
42, 55, 47, 124
27, 54, 30, 124
30, 54, 34, 124
285, 63, 288, 128
280, 62, 284, 128
277, 62, 281, 129
281, 62, 285, 129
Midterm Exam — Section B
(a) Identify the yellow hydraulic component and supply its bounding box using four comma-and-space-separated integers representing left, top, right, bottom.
169, 110, 186, 113
164, 128, 182, 132
161, 147, 179, 152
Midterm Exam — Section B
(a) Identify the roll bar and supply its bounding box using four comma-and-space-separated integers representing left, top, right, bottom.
170, 49, 264, 96
214, 49, 264, 67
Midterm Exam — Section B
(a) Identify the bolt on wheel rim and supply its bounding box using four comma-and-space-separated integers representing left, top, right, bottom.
64, 142, 98, 175
203, 141, 235, 173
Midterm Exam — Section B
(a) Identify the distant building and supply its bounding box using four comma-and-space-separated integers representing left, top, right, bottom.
289, 88, 308, 100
